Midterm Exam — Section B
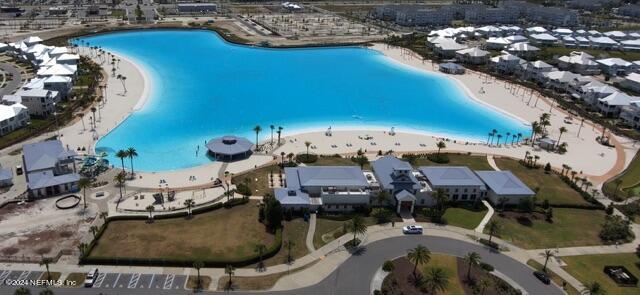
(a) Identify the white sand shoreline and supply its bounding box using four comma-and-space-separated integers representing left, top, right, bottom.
371, 44, 532, 127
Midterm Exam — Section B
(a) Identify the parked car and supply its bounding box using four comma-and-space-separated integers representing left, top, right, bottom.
533, 271, 550, 285
402, 225, 423, 234
84, 268, 99, 287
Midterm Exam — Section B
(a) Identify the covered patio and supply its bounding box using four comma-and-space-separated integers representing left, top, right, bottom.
205, 135, 253, 162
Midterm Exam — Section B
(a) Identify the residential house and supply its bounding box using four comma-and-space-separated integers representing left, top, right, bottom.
521, 60, 554, 82
434, 39, 468, 58
486, 37, 512, 50
621, 39, 640, 51
621, 72, 640, 93
598, 92, 637, 117
589, 36, 619, 50
455, 47, 490, 65
22, 140, 79, 199
507, 42, 540, 59
505, 35, 528, 44
620, 101, 640, 129
543, 71, 590, 92
0, 103, 29, 136
575, 36, 591, 48
574, 81, 619, 108
596, 58, 633, 76
557, 52, 601, 75
13, 88, 60, 117
490, 53, 525, 75
603, 31, 628, 41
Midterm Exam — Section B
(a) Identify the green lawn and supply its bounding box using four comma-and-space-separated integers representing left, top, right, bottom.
412, 153, 493, 171
260, 218, 309, 267
313, 216, 377, 249
421, 254, 466, 295
538, 47, 640, 62
231, 165, 281, 196
90, 201, 278, 261
562, 253, 640, 295
603, 153, 640, 200
306, 155, 370, 170
485, 208, 607, 249
495, 158, 590, 205
442, 206, 487, 230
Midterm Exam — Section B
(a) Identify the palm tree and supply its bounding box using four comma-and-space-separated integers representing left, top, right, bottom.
581, 281, 606, 295
541, 249, 554, 272
126, 147, 138, 175
287, 152, 294, 163
90, 107, 96, 129
115, 149, 128, 172
184, 199, 195, 216
253, 125, 262, 150
305, 141, 312, 158
531, 121, 540, 146
99, 211, 108, 222
77, 243, 88, 256
254, 243, 267, 270
464, 252, 481, 280
349, 215, 367, 246
496, 134, 503, 146
505, 132, 511, 145
270, 125, 275, 145
224, 188, 236, 202
224, 264, 235, 290
286, 239, 295, 263
524, 151, 530, 162
478, 276, 492, 295
490, 129, 497, 145
517, 132, 522, 144
436, 141, 446, 156
193, 261, 204, 290
557, 127, 567, 148
39, 256, 53, 280
89, 225, 98, 239
277, 126, 283, 145
487, 220, 500, 242
114, 172, 126, 209
423, 267, 449, 294
77, 113, 85, 131
407, 245, 431, 278
533, 155, 540, 167
376, 190, 390, 206
78, 177, 91, 209
145, 205, 154, 221
354, 156, 368, 169
280, 151, 285, 165
487, 132, 492, 145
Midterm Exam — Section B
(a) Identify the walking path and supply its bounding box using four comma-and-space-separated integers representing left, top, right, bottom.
474, 200, 495, 233
487, 155, 500, 171
305, 213, 317, 252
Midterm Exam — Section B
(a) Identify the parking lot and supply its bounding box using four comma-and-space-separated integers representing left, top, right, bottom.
0, 269, 43, 283
91, 272, 187, 290
0, 269, 187, 290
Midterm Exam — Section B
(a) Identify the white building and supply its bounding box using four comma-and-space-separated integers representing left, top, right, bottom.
507, 42, 540, 59
557, 52, 601, 75
596, 58, 633, 76
0, 103, 29, 136
486, 37, 512, 50
589, 36, 619, 50
603, 31, 628, 41
455, 47, 490, 65
522, 60, 555, 82
621, 101, 640, 129
490, 53, 525, 75
621, 72, 640, 93
598, 92, 637, 117
621, 39, 640, 51
13, 89, 59, 117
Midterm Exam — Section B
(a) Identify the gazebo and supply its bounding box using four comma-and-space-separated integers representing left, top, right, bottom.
205, 136, 253, 161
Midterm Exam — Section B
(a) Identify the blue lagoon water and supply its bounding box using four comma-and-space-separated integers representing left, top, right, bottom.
77, 30, 530, 171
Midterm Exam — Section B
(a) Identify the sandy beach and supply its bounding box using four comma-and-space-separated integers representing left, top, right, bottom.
53, 42, 637, 189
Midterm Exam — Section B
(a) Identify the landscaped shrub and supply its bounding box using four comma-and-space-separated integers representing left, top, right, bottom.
479, 262, 494, 272
371, 208, 393, 224
600, 215, 634, 243
427, 153, 449, 164
479, 238, 499, 250
296, 153, 318, 163
382, 260, 394, 272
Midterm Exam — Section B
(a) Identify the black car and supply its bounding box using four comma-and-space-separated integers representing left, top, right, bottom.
534, 271, 551, 285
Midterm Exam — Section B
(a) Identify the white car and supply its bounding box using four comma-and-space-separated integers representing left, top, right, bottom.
402, 225, 423, 234
84, 268, 99, 287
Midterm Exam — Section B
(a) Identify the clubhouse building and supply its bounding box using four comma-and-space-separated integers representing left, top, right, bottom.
275, 155, 533, 213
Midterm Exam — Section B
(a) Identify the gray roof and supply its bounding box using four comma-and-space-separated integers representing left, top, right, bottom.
27, 170, 79, 190
475, 171, 535, 196
395, 189, 416, 201
205, 136, 253, 156
22, 140, 76, 172
285, 166, 368, 188
371, 156, 420, 190
0, 168, 12, 181
274, 188, 310, 205
419, 166, 485, 187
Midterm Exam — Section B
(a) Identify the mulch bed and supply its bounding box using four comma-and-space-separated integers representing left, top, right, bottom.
497, 211, 547, 227
381, 257, 424, 295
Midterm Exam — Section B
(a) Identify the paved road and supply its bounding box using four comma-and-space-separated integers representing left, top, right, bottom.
0, 236, 563, 294
0, 62, 22, 97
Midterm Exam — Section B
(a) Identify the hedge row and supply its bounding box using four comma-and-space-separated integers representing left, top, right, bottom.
535, 202, 605, 210
79, 197, 280, 268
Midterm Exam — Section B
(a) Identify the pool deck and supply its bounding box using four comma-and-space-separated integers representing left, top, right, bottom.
46, 44, 638, 190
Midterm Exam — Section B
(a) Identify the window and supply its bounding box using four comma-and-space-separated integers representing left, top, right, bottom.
455, 188, 459, 192
461, 194, 468, 200
470, 195, 476, 200
420, 199, 425, 205
464, 188, 468, 193
452, 194, 459, 200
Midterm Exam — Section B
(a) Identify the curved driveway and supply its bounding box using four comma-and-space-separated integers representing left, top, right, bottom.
0, 62, 22, 97
0, 236, 563, 295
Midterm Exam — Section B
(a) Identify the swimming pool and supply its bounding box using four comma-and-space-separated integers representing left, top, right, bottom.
77, 30, 530, 171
